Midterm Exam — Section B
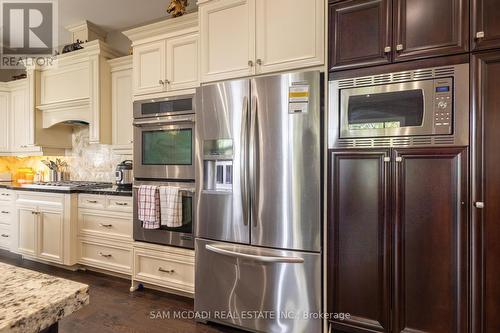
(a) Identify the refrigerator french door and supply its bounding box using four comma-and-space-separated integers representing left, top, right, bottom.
195, 71, 322, 333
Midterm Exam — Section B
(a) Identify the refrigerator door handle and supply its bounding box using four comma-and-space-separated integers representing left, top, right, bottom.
205, 244, 305, 264
249, 96, 260, 227
240, 96, 249, 226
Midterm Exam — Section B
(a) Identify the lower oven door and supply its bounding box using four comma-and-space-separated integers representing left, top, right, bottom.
133, 115, 195, 180
133, 181, 195, 249
195, 238, 322, 333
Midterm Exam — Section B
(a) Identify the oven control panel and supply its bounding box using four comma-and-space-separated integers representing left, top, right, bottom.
433, 78, 453, 135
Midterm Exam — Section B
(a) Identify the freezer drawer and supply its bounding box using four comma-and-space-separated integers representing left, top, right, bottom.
195, 239, 322, 333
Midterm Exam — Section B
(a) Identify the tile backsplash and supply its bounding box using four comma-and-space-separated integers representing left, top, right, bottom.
0, 127, 132, 182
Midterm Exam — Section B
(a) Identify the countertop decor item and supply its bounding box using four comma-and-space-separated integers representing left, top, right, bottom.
0, 262, 89, 333
167, 0, 188, 18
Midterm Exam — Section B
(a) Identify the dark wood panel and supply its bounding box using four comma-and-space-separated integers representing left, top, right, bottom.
329, 53, 470, 80
329, 0, 392, 71
394, 0, 469, 62
471, 51, 500, 333
393, 147, 468, 333
472, 0, 500, 51
328, 149, 391, 333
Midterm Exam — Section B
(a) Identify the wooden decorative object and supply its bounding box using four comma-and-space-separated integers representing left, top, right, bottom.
167, 0, 189, 18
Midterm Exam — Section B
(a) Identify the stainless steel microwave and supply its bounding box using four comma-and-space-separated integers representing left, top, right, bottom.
328, 63, 469, 148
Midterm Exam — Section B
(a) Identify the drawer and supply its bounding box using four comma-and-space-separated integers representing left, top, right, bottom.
0, 205, 13, 225
106, 196, 133, 213
0, 225, 10, 249
79, 239, 132, 274
133, 248, 194, 294
78, 210, 132, 241
78, 195, 106, 210
0, 189, 14, 202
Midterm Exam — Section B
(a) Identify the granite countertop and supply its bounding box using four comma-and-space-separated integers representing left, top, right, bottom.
0, 262, 89, 333
0, 182, 132, 197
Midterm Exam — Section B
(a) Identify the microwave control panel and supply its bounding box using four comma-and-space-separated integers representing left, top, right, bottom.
433, 78, 453, 135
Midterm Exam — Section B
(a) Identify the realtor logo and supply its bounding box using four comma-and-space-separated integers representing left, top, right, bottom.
0, 0, 57, 68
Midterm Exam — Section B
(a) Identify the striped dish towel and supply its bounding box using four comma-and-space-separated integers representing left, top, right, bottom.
138, 185, 160, 229
159, 186, 183, 228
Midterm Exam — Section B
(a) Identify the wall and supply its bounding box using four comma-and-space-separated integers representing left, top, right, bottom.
0, 127, 131, 183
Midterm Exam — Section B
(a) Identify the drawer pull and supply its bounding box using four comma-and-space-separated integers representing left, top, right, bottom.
158, 267, 175, 274
1, 193, 10, 196
1, 211, 9, 214
1, 234, 8, 238
87, 200, 99, 204
98, 252, 112, 258
115, 202, 129, 206
99, 223, 113, 228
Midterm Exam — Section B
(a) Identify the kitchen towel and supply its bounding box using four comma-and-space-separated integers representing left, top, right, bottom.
138, 185, 161, 229
159, 186, 183, 228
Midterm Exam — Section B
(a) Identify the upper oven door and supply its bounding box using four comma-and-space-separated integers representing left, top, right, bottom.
340, 80, 435, 138
134, 95, 194, 119
134, 115, 195, 180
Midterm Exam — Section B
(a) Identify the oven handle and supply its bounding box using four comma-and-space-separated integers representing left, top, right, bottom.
205, 244, 304, 264
133, 115, 195, 127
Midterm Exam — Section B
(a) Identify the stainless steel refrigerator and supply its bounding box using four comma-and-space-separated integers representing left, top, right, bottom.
194, 71, 322, 333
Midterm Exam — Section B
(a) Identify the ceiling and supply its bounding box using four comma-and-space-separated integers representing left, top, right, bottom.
58, 0, 197, 47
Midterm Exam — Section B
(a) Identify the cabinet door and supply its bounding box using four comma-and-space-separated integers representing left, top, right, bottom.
394, 0, 469, 62
133, 40, 166, 95
10, 87, 31, 152
112, 68, 133, 149
329, 0, 391, 71
471, 52, 500, 333
472, 0, 500, 51
17, 207, 37, 256
255, 0, 324, 74
393, 147, 468, 333
38, 209, 63, 263
166, 33, 199, 91
199, 0, 255, 82
0, 92, 9, 152
328, 149, 391, 333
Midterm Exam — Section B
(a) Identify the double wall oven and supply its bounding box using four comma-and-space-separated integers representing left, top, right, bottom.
133, 95, 196, 249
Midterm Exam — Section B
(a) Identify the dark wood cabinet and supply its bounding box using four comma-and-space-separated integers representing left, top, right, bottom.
393, 148, 468, 333
393, 0, 469, 62
328, 150, 391, 333
328, 147, 468, 333
472, 0, 500, 51
471, 51, 500, 333
329, 0, 392, 71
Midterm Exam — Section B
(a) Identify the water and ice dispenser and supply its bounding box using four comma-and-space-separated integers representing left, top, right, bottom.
203, 139, 233, 192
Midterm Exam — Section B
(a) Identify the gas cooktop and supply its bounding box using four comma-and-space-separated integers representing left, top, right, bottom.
21, 181, 113, 191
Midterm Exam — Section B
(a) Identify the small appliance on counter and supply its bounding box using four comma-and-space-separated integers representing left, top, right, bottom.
115, 160, 133, 189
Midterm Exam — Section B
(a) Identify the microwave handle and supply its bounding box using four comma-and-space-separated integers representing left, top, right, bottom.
133, 115, 195, 127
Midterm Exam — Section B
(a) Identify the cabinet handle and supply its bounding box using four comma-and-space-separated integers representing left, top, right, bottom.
99, 223, 113, 228
1, 193, 9, 196
159, 79, 165, 85
248, 60, 254, 67
165, 79, 171, 84
98, 252, 112, 258
384, 46, 392, 53
256, 59, 262, 66
115, 202, 128, 206
158, 267, 175, 274
476, 31, 485, 39
475, 202, 485, 209
1, 234, 8, 238
1, 211, 9, 214
396, 44, 404, 51
87, 200, 98, 204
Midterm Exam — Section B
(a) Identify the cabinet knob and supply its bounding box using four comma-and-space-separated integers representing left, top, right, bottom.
475, 202, 485, 209
256, 59, 262, 66
129, 140, 134, 144
476, 31, 485, 39
384, 46, 392, 53
248, 60, 254, 67
165, 79, 171, 84
396, 44, 404, 51
159, 79, 165, 85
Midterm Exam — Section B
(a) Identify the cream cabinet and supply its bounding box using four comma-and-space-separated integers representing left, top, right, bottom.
15, 192, 78, 265
0, 189, 15, 252
199, 0, 324, 82
199, 0, 255, 82
10, 82, 32, 152
109, 56, 134, 154
0, 91, 10, 152
124, 12, 199, 97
